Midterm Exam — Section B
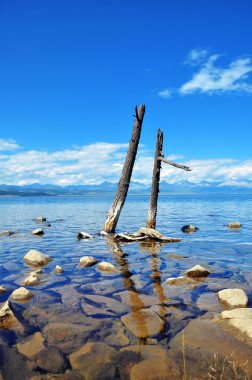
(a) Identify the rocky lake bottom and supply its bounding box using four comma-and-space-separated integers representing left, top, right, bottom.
0, 194, 252, 380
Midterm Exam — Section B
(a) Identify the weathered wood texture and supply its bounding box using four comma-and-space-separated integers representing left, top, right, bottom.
103, 104, 145, 233
159, 157, 191, 171
146, 129, 163, 229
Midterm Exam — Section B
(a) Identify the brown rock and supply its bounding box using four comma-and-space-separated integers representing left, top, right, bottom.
17, 332, 45, 359
33, 347, 66, 373
185, 265, 210, 278
69, 342, 118, 380
121, 308, 165, 339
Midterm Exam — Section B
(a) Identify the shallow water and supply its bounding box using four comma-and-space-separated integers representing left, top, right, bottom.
0, 194, 252, 379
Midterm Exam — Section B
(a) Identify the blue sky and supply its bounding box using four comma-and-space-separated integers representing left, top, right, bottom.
1, 0, 252, 185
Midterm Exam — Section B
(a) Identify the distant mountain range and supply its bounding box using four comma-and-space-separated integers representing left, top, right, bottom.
1, 180, 252, 195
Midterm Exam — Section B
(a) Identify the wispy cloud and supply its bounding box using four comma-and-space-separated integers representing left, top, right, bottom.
158, 50, 252, 98
184, 48, 208, 66
158, 89, 173, 98
180, 53, 252, 95
0, 138, 20, 151
0, 139, 252, 186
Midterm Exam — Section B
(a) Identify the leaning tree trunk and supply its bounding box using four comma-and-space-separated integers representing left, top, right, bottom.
146, 129, 163, 229
103, 104, 145, 233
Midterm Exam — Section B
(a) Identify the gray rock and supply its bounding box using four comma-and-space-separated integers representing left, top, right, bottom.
181, 225, 199, 233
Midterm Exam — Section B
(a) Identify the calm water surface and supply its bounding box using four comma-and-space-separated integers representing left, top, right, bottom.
0, 194, 252, 379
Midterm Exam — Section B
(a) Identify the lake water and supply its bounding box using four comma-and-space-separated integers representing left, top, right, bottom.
0, 194, 252, 379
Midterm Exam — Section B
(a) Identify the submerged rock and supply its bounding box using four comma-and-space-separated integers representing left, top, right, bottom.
0, 300, 18, 329
216, 308, 252, 345
97, 261, 118, 272
121, 308, 165, 339
33, 347, 66, 374
0, 286, 7, 294
165, 276, 197, 286
10, 287, 33, 302
79, 256, 98, 267
181, 225, 199, 233
55, 265, 64, 274
35, 216, 46, 222
17, 332, 45, 359
77, 231, 95, 239
82, 294, 128, 315
31, 228, 44, 236
0, 230, 14, 236
228, 222, 241, 228
24, 273, 40, 286
185, 264, 210, 278
69, 342, 118, 380
23, 249, 52, 267
218, 288, 248, 308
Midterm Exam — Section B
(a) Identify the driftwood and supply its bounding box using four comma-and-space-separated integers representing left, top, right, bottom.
113, 227, 180, 243
103, 105, 146, 233
159, 156, 191, 171
146, 129, 163, 229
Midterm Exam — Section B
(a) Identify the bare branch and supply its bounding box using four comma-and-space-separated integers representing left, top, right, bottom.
159, 157, 191, 171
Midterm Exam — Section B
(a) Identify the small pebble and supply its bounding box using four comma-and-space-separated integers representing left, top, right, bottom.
55, 265, 64, 274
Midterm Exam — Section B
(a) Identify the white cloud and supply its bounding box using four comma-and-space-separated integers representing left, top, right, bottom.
0, 138, 20, 151
0, 140, 252, 186
180, 55, 252, 95
184, 48, 209, 66
158, 89, 173, 98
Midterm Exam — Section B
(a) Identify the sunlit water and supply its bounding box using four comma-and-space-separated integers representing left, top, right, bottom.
0, 194, 252, 378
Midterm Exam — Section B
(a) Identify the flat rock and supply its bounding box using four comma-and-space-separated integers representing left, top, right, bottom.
80, 278, 124, 296
24, 250, 52, 267
168, 253, 187, 260
104, 321, 130, 347
0, 286, 7, 294
35, 216, 46, 222
185, 264, 210, 278
218, 288, 248, 308
170, 315, 252, 376
24, 274, 40, 286
82, 294, 128, 315
165, 276, 197, 286
17, 332, 45, 359
114, 290, 161, 310
81, 302, 116, 317
79, 256, 98, 267
130, 357, 179, 380
121, 308, 165, 339
228, 222, 241, 228
97, 261, 119, 273
197, 292, 223, 312
11, 287, 34, 302
69, 342, 118, 380
43, 321, 100, 353
216, 308, 252, 345
55, 265, 64, 274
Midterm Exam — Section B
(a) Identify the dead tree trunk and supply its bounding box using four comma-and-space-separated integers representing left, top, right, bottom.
146, 129, 163, 229
103, 104, 145, 233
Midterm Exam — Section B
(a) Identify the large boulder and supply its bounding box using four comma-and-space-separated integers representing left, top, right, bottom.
216, 308, 252, 345
23, 249, 52, 267
218, 288, 248, 308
